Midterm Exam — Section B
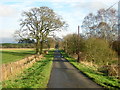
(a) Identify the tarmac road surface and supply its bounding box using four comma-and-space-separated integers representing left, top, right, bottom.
48, 50, 103, 88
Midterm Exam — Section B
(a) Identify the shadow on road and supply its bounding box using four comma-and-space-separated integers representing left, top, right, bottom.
53, 59, 69, 62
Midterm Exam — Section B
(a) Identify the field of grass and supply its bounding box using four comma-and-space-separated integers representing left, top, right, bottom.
61, 50, 120, 89
2, 50, 54, 88
1, 49, 35, 64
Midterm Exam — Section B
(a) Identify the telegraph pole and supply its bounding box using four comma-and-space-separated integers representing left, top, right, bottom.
118, 1, 120, 41
118, 0, 120, 57
78, 25, 80, 37
77, 25, 80, 62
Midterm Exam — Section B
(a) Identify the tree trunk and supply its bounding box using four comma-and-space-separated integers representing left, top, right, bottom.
40, 41, 43, 55
77, 52, 80, 62
36, 39, 40, 55
36, 45, 39, 54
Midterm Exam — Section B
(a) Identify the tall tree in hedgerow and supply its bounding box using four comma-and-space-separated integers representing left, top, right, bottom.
14, 7, 66, 54
63, 34, 85, 62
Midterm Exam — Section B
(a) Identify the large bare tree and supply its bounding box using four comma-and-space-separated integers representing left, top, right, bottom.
82, 8, 118, 41
15, 7, 66, 54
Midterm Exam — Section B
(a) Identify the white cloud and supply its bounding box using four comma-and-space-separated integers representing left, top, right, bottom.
0, 29, 15, 38
0, 4, 17, 17
82, 2, 106, 9
0, 0, 118, 3
0, 0, 119, 42
0, 31, 16, 43
70, 1, 115, 13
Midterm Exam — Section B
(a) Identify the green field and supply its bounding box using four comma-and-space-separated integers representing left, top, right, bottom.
61, 50, 120, 89
2, 50, 54, 88
1, 49, 35, 64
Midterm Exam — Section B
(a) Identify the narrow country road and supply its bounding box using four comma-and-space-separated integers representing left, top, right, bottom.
47, 50, 103, 88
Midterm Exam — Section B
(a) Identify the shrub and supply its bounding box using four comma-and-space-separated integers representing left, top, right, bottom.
112, 41, 120, 55
83, 38, 117, 65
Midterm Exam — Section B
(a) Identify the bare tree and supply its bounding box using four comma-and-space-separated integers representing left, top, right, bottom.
15, 7, 66, 54
82, 8, 118, 41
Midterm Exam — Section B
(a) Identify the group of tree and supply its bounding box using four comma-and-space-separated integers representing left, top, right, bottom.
1, 37, 56, 48
81, 8, 119, 56
62, 8, 119, 65
18, 39, 35, 43
1, 43, 35, 48
14, 6, 119, 66
82, 8, 118, 42
62, 34, 84, 62
14, 7, 67, 54
62, 34, 117, 65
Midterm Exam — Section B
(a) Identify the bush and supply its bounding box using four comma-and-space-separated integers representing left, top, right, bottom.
112, 41, 120, 55
83, 38, 117, 65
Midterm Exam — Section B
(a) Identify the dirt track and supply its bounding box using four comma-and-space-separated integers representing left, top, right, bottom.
48, 50, 103, 88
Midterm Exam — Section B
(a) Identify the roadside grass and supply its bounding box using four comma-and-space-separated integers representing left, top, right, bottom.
61, 50, 120, 89
1, 49, 35, 64
2, 50, 54, 88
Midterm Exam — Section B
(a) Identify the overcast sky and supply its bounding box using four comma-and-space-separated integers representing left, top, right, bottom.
0, 0, 118, 43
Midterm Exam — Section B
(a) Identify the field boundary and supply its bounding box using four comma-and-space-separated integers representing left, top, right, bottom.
1, 55, 43, 81
0, 48, 34, 50
2, 50, 54, 88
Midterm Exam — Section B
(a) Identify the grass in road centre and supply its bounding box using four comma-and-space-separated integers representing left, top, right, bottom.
2, 50, 54, 88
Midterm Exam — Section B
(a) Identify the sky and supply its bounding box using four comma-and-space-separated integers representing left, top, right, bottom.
0, 0, 119, 43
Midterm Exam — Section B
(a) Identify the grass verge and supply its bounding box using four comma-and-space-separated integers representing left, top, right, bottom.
61, 50, 120, 89
2, 50, 54, 88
